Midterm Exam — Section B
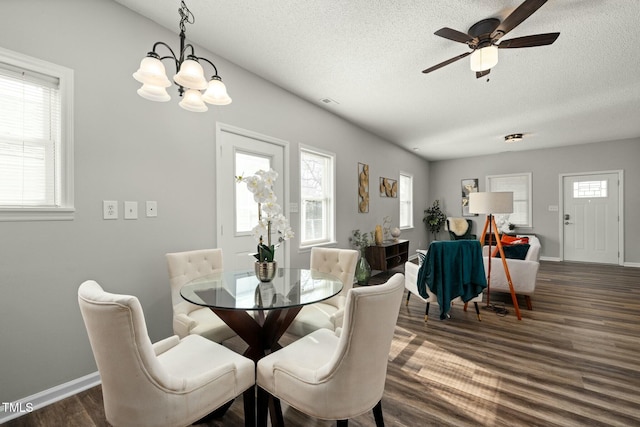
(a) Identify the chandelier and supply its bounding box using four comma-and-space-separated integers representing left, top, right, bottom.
133, 1, 231, 112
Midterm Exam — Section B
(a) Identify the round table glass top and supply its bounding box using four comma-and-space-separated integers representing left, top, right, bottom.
180, 268, 344, 311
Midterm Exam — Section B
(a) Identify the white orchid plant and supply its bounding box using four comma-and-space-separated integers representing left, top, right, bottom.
235, 168, 294, 263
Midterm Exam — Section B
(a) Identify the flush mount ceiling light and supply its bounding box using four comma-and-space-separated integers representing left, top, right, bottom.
133, 1, 231, 112
504, 133, 524, 143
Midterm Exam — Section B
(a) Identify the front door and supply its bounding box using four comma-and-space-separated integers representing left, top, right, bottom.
216, 124, 289, 271
562, 172, 620, 264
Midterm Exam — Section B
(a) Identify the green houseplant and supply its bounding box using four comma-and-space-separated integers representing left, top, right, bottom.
423, 200, 447, 241
350, 229, 373, 285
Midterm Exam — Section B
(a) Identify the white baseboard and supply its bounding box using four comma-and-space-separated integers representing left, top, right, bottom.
0, 371, 101, 423
539, 256, 561, 262
623, 262, 640, 268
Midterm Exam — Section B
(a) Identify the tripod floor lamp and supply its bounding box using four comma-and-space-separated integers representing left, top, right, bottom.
468, 192, 521, 320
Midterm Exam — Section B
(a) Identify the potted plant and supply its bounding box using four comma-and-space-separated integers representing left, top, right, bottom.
236, 169, 294, 281
423, 200, 447, 241
350, 229, 373, 285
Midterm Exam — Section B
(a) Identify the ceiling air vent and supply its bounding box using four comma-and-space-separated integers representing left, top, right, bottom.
320, 97, 339, 105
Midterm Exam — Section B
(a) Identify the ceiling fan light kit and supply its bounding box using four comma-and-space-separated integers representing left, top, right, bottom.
422, 0, 559, 78
133, 1, 232, 112
470, 45, 498, 72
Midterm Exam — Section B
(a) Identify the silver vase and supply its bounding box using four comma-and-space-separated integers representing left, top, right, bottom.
255, 261, 277, 282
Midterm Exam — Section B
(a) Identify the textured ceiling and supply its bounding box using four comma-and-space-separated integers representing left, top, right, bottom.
115, 0, 640, 160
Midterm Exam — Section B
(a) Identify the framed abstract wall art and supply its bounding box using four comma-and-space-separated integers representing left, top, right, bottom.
461, 178, 478, 216
358, 163, 369, 213
379, 177, 397, 198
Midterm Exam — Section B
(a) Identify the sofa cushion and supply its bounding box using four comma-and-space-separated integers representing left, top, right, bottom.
502, 235, 529, 245
491, 235, 530, 257
494, 243, 530, 260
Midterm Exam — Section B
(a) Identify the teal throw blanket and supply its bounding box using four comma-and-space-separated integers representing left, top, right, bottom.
417, 240, 487, 320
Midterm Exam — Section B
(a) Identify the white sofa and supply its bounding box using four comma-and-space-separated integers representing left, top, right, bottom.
482, 235, 541, 310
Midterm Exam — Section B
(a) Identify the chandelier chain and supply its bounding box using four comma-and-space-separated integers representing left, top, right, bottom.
178, 1, 195, 34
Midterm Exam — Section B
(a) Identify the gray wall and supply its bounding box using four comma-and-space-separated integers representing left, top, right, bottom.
0, 0, 430, 402
428, 138, 640, 263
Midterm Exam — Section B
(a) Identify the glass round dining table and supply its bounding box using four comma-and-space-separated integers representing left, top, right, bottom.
180, 268, 343, 362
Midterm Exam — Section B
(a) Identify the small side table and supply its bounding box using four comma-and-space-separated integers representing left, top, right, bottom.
365, 239, 409, 271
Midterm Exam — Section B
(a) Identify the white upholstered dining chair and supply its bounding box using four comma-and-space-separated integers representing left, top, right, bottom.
404, 250, 483, 322
286, 247, 358, 337
78, 280, 255, 427
165, 248, 236, 343
257, 273, 405, 426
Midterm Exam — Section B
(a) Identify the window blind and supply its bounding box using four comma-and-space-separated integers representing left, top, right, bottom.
0, 62, 61, 207
488, 174, 531, 226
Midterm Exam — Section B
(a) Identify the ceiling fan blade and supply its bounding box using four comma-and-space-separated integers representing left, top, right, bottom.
476, 69, 491, 79
434, 27, 474, 44
422, 51, 471, 74
499, 32, 560, 48
493, 0, 549, 40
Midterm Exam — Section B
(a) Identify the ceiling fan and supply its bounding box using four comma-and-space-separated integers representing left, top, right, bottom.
422, 0, 560, 78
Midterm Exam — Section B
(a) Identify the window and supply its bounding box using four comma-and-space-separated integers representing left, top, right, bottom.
0, 47, 74, 221
573, 180, 607, 198
486, 172, 532, 227
300, 146, 335, 247
399, 172, 413, 229
235, 151, 270, 233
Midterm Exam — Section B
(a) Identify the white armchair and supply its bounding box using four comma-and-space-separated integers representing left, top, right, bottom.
78, 280, 255, 427
286, 247, 358, 337
256, 273, 405, 426
483, 235, 541, 310
165, 248, 236, 343
404, 257, 483, 321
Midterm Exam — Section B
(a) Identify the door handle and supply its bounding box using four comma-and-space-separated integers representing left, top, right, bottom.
564, 221, 573, 225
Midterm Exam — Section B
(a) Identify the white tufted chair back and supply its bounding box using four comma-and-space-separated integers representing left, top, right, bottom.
286, 247, 359, 336
166, 248, 224, 308
165, 249, 235, 342
309, 247, 358, 299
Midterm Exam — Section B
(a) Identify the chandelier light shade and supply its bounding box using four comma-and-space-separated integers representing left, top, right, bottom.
470, 45, 498, 72
179, 89, 208, 112
468, 192, 513, 215
173, 56, 208, 90
133, 1, 232, 112
202, 77, 232, 105
137, 83, 171, 102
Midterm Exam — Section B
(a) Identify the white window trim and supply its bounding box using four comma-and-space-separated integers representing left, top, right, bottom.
0, 47, 74, 221
299, 144, 337, 249
486, 172, 532, 228
399, 171, 414, 230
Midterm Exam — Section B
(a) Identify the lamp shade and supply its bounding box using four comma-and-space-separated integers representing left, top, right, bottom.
468, 192, 513, 214
133, 56, 171, 87
202, 78, 232, 105
179, 89, 208, 112
173, 58, 208, 90
136, 83, 171, 102
470, 45, 498, 72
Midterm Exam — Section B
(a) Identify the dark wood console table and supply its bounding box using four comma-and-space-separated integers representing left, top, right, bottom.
365, 239, 409, 271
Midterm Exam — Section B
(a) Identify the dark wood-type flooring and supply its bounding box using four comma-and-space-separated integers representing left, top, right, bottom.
6, 261, 640, 426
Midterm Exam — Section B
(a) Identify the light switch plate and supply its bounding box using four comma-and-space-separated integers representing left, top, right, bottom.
124, 201, 138, 219
146, 201, 157, 217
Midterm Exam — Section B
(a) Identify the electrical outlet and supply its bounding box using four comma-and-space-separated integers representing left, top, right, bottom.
124, 201, 138, 219
146, 201, 157, 217
103, 200, 118, 219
